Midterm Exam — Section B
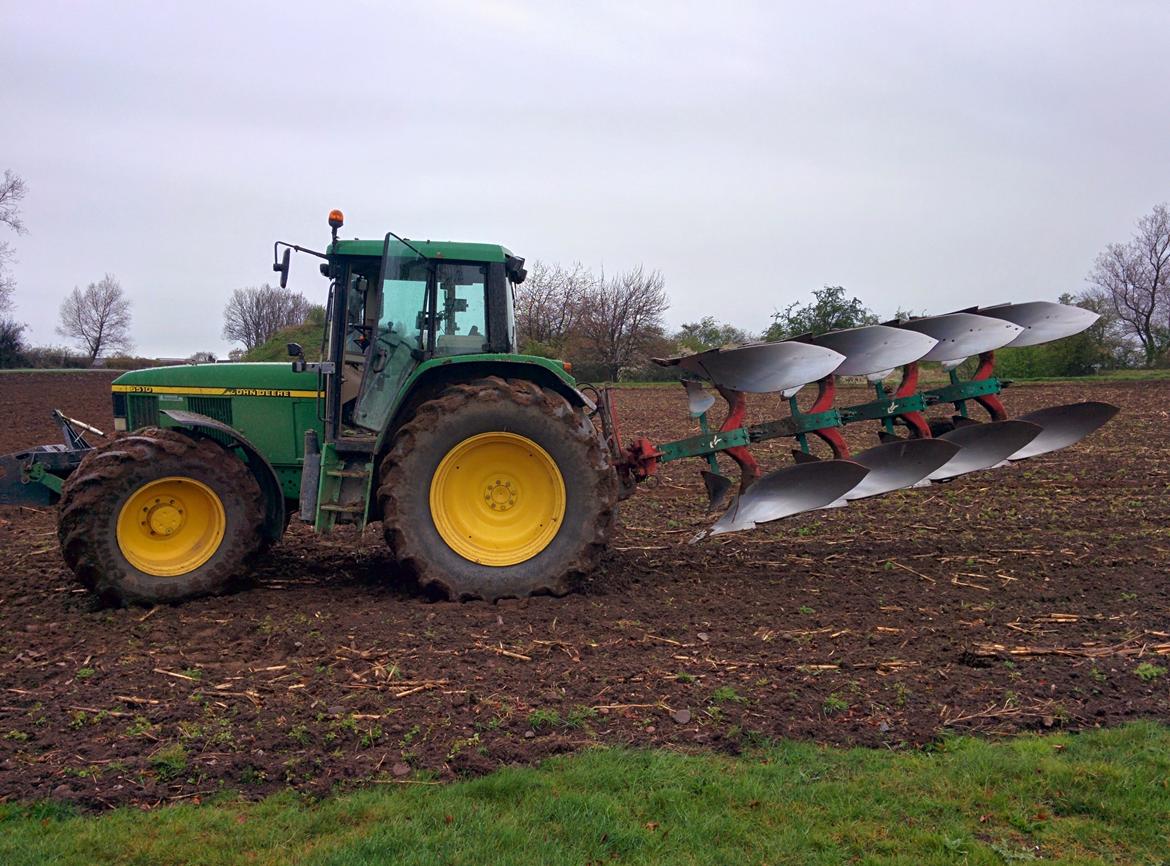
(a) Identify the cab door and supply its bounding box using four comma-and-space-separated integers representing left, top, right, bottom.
352, 249, 430, 432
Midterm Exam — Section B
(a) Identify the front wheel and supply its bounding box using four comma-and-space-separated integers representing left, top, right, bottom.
378, 377, 615, 600
58, 428, 265, 605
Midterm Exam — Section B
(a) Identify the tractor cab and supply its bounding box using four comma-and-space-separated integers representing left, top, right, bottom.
277, 213, 528, 444
272, 211, 592, 540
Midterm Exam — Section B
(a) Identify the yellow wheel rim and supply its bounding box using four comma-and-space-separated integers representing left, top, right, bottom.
430, 432, 566, 566
115, 477, 226, 577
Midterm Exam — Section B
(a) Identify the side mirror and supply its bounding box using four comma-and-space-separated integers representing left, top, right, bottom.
288, 341, 305, 373
273, 247, 291, 288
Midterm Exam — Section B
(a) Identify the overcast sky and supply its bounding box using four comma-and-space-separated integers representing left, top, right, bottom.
3, 0, 1168, 358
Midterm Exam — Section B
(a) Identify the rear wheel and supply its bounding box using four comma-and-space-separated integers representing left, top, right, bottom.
378, 377, 615, 600
58, 428, 265, 605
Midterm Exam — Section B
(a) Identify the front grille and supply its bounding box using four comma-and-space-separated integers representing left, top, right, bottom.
126, 395, 159, 429
187, 396, 233, 426
186, 396, 234, 445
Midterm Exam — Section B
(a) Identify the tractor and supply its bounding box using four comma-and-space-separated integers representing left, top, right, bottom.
0, 210, 1118, 605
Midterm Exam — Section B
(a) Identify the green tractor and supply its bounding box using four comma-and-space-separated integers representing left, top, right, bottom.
4, 210, 616, 603
1, 210, 1118, 606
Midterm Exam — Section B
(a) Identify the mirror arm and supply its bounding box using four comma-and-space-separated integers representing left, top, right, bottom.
274, 241, 329, 261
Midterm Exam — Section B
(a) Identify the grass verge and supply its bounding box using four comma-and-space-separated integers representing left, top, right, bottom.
2, 723, 1168, 865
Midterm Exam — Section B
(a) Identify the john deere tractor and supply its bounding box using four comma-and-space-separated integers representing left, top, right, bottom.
2, 211, 615, 603
1, 210, 1118, 606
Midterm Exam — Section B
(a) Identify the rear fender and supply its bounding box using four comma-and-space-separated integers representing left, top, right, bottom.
381, 357, 593, 449
160, 409, 286, 543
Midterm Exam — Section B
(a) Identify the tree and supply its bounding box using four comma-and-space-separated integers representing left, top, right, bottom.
222, 284, 316, 351
764, 285, 878, 341
57, 275, 133, 364
577, 265, 669, 380
0, 169, 28, 312
673, 316, 752, 352
1088, 203, 1170, 366
514, 260, 594, 354
188, 351, 217, 364
0, 317, 25, 368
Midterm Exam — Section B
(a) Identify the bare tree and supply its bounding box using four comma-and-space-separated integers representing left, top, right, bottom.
0, 169, 28, 312
1088, 203, 1170, 366
577, 265, 669, 380
188, 350, 217, 364
514, 260, 594, 352
222, 284, 316, 351
57, 274, 133, 364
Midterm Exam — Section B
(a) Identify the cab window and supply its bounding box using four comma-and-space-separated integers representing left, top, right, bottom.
434, 263, 488, 356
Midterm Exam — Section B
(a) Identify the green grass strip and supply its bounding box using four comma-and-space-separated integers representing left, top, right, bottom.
2, 723, 1168, 865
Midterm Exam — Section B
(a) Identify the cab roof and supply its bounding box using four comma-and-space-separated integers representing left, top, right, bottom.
327, 238, 511, 262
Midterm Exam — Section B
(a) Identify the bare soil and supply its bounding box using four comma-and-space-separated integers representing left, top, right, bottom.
1, 371, 1167, 809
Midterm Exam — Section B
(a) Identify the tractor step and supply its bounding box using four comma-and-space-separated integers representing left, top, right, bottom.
325, 469, 370, 478
333, 436, 377, 454
319, 502, 365, 514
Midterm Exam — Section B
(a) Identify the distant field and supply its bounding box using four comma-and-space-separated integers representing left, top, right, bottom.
1006, 368, 1170, 383
0, 368, 116, 374
609, 367, 1170, 388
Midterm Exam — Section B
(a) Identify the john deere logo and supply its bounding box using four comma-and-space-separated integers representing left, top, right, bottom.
223, 388, 294, 397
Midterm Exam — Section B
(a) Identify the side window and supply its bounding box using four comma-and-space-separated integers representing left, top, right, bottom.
434, 263, 488, 356
345, 273, 369, 355
505, 279, 517, 352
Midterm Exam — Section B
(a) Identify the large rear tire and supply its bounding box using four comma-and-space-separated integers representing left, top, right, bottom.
58, 428, 265, 605
378, 377, 615, 600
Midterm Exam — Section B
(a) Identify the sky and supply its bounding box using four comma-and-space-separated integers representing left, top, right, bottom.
2, 0, 1169, 358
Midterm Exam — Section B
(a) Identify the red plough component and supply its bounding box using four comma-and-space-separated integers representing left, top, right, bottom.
889, 361, 932, 439
804, 376, 850, 459
969, 351, 1007, 422
714, 386, 761, 491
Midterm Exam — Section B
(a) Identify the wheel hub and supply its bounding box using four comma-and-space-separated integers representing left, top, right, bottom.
484, 478, 518, 512
145, 499, 185, 536
116, 477, 226, 577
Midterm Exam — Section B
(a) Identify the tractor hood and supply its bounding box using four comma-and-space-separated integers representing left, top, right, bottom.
112, 362, 320, 396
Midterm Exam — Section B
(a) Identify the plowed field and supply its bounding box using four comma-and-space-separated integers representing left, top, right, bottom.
1, 371, 1167, 809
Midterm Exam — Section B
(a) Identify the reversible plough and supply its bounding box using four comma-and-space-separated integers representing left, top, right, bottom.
601, 301, 1118, 538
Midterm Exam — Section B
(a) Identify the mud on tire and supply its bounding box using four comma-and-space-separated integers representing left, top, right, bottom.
378, 377, 616, 601
58, 427, 265, 605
